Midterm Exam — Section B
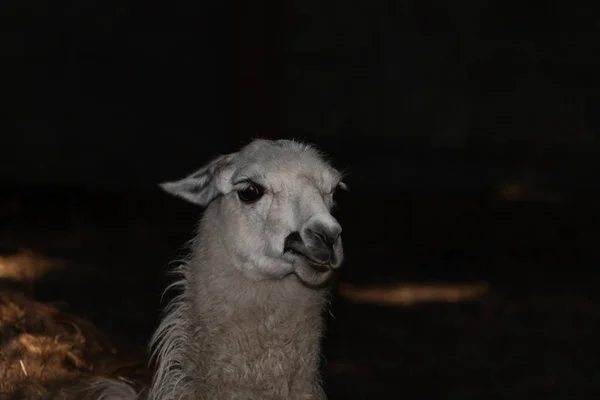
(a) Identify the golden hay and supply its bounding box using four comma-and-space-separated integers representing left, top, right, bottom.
0, 290, 144, 399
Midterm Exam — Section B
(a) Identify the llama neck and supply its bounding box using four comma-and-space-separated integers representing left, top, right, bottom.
150, 232, 330, 400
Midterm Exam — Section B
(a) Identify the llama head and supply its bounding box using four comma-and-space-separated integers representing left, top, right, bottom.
160, 139, 346, 286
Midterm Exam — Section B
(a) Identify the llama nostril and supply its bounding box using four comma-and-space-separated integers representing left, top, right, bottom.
307, 227, 337, 251
312, 230, 329, 247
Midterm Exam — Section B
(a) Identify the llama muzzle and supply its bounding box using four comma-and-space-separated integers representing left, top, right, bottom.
284, 222, 343, 271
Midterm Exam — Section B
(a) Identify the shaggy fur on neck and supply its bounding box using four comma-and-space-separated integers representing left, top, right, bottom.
147, 205, 330, 400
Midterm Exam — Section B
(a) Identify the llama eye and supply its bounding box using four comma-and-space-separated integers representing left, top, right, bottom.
237, 182, 264, 204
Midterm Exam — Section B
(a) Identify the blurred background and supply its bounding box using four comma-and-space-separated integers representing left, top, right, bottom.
1, 1, 599, 399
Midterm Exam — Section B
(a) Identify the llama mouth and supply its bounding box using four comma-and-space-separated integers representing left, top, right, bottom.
284, 248, 332, 273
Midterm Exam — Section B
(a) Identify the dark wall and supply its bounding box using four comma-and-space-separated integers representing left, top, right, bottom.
280, 1, 600, 189
2, 1, 599, 190
2, 1, 234, 189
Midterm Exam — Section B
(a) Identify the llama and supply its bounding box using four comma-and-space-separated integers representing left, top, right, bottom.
88, 139, 346, 400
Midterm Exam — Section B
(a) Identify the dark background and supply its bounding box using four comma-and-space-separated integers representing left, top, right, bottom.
1, 1, 600, 399
3, 1, 600, 190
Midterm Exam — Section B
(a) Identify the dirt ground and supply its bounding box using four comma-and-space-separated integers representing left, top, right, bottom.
0, 185, 599, 399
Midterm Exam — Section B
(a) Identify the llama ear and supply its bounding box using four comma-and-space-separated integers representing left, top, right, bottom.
159, 153, 237, 206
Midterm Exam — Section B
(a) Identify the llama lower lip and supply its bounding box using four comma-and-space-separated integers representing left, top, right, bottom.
308, 262, 330, 273
286, 249, 331, 272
